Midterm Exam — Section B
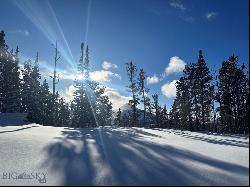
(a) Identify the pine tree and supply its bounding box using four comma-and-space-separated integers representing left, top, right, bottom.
192, 50, 213, 131
159, 104, 168, 128
57, 98, 71, 127
115, 108, 122, 126
21, 59, 33, 112
126, 61, 140, 127
0, 31, 21, 112
72, 43, 112, 127
53, 91, 61, 126
27, 53, 41, 123
217, 55, 249, 133
40, 79, 54, 126
151, 94, 161, 128
122, 112, 129, 127
176, 77, 192, 131
211, 66, 218, 132
95, 86, 113, 127
169, 98, 180, 130
12, 46, 22, 111
72, 43, 91, 127
171, 64, 193, 131
138, 68, 150, 127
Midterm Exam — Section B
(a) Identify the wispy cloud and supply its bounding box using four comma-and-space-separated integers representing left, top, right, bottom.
169, 0, 196, 23
165, 56, 186, 76
161, 80, 177, 98
7, 30, 30, 36
146, 75, 159, 85
169, 0, 186, 11
102, 61, 118, 70
205, 12, 217, 21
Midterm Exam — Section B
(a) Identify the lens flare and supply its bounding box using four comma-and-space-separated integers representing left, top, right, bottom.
84, 0, 92, 44
47, 1, 75, 66
12, 0, 75, 69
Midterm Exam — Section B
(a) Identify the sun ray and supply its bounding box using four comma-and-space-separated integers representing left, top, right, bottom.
12, 0, 76, 69
84, 0, 92, 45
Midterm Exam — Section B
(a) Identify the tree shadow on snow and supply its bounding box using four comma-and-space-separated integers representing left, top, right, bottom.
0, 125, 39, 134
147, 129, 249, 148
40, 127, 249, 186
168, 131, 249, 148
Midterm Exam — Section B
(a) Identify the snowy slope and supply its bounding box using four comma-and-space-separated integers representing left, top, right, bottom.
0, 122, 249, 185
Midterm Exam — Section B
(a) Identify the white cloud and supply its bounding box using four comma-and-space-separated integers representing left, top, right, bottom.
61, 85, 131, 110
90, 70, 121, 82
102, 61, 118, 70
169, 0, 186, 11
62, 85, 76, 103
104, 87, 132, 110
165, 56, 186, 76
146, 75, 159, 85
161, 80, 177, 98
57, 70, 82, 81
49, 69, 120, 83
206, 12, 217, 21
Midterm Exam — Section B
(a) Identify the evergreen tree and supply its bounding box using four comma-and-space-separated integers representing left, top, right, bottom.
192, 50, 213, 131
0, 31, 21, 112
72, 43, 113, 127
126, 61, 140, 127
115, 108, 122, 126
40, 79, 54, 126
12, 46, 22, 111
171, 64, 193, 131
57, 98, 71, 127
21, 59, 33, 112
53, 91, 60, 126
27, 53, 41, 122
217, 55, 249, 133
211, 66, 218, 132
72, 43, 92, 127
95, 86, 113, 127
159, 104, 168, 128
0, 30, 8, 112
138, 68, 150, 127
151, 94, 160, 128
176, 76, 193, 131
122, 113, 129, 127
169, 98, 180, 130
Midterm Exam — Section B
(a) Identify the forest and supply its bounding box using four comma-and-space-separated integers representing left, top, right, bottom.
0, 30, 249, 134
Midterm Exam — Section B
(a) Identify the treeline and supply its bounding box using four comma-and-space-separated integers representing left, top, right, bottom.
115, 51, 249, 134
0, 30, 112, 127
0, 30, 249, 134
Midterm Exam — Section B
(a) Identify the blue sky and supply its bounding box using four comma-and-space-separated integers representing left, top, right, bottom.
0, 0, 249, 110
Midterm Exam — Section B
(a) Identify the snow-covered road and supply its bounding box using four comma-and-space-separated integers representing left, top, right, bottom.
0, 124, 249, 186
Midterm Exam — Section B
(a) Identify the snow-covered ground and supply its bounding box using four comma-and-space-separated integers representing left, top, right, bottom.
0, 116, 249, 185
